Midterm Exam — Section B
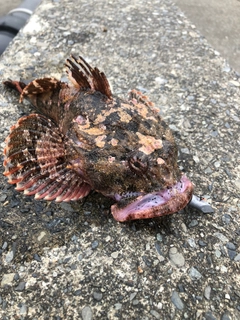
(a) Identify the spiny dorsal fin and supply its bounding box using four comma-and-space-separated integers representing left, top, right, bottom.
65, 55, 112, 99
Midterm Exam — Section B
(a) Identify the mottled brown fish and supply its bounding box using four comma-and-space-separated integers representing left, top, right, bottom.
3, 55, 193, 221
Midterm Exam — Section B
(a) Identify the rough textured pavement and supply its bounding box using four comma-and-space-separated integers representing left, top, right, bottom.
2, 0, 240, 73
0, 0, 239, 319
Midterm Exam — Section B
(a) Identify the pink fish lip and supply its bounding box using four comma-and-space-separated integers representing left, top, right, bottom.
111, 175, 194, 222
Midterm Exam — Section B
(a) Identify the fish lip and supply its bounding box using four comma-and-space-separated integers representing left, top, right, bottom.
111, 175, 193, 222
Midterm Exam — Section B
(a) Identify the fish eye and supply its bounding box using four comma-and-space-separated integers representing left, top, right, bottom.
133, 161, 141, 168
128, 153, 149, 176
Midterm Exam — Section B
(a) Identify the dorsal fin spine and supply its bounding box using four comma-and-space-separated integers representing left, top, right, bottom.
66, 55, 112, 99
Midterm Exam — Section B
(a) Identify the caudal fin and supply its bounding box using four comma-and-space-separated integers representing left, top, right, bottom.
3, 114, 91, 202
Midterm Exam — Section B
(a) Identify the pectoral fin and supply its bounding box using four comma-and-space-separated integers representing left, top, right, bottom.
3, 113, 91, 202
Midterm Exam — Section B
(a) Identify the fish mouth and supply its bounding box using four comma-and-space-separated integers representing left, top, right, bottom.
111, 175, 193, 221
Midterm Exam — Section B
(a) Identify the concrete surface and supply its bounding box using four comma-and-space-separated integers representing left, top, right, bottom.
1, 0, 240, 72
175, 0, 240, 73
0, 0, 240, 319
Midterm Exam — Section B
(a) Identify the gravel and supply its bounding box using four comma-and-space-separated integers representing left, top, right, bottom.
0, 0, 239, 319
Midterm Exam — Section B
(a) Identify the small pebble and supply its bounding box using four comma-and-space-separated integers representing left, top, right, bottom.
155, 242, 163, 256
14, 273, 20, 281
171, 291, 184, 310
181, 148, 190, 154
226, 242, 236, 250
187, 238, 196, 248
71, 235, 78, 242
91, 240, 99, 249
169, 247, 185, 267
1, 273, 15, 287
229, 80, 240, 87
225, 293, 230, 300
73, 289, 81, 296
156, 233, 163, 241
221, 265, 228, 273
60, 202, 74, 212
198, 240, 207, 247
37, 231, 48, 243
215, 249, 221, 258
210, 131, 218, 138
181, 223, 187, 233
227, 249, 237, 260
33, 253, 42, 262
93, 292, 103, 301
178, 284, 185, 292
142, 255, 152, 267
205, 167, 213, 174
5, 251, 14, 263
204, 311, 217, 320
204, 286, 211, 300
82, 306, 93, 320
114, 303, 122, 310
71, 264, 77, 270
150, 309, 161, 319
187, 95, 195, 101
15, 282, 26, 292
214, 232, 229, 243
19, 303, 28, 315
221, 311, 232, 320
2, 242, 7, 250
130, 292, 137, 301
222, 214, 231, 224
234, 253, 240, 261
188, 220, 198, 228
155, 77, 168, 85
0, 194, 7, 202
85, 248, 93, 257
111, 251, 119, 259
189, 267, 202, 280
63, 257, 71, 264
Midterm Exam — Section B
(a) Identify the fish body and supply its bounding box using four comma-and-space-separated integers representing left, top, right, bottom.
3, 56, 193, 221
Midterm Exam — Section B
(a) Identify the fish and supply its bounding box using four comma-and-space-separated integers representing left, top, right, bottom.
3, 55, 193, 222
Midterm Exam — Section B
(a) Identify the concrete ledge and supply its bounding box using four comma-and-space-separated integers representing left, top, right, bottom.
0, 0, 239, 319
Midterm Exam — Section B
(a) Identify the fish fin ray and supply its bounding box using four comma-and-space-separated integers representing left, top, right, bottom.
4, 114, 91, 202
65, 55, 112, 99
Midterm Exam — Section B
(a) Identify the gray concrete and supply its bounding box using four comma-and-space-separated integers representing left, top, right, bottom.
0, 0, 240, 319
2, 0, 240, 72
175, 0, 240, 72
